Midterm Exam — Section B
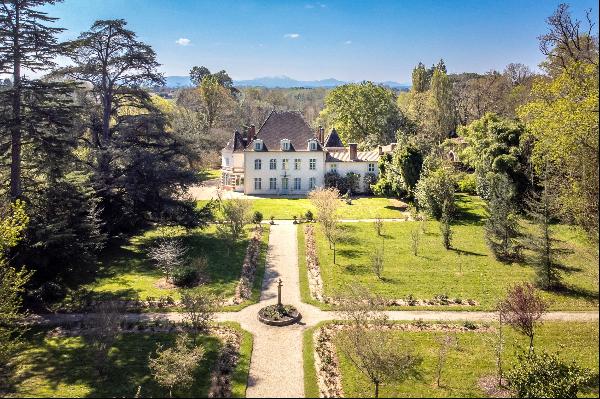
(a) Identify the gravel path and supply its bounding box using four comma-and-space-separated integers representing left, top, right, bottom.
29, 220, 599, 398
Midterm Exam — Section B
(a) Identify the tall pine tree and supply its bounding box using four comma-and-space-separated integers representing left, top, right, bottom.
485, 172, 521, 261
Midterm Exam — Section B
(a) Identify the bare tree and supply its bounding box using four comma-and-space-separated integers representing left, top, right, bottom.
147, 238, 187, 282
338, 286, 421, 398
435, 333, 458, 387
498, 282, 548, 353
486, 304, 507, 387
149, 334, 205, 398
84, 301, 125, 376
371, 246, 384, 279
538, 4, 598, 75
411, 228, 420, 256
373, 217, 384, 236
181, 290, 218, 335
309, 187, 341, 250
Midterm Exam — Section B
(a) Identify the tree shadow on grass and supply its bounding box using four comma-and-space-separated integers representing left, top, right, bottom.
451, 248, 487, 257
343, 263, 371, 275
337, 248, 367, 258
15, 329, 220, 398
549, 283, 599, 304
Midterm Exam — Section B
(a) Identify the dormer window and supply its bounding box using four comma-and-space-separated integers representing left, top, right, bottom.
254, 139, 263, 151
308, 139, 318, 151
281, 139, 291, 151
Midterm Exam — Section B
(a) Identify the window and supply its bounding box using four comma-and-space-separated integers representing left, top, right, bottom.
368, 163, 376, 172
225, 157, 230, 166
282, 177, 289, 190
270, 159, 277, 170
254, 178, 262, 190
309, 177, 316, 189
294, 158, 301, 170
330, 163, 337, 172
282, 159, 289, 170
309, 158, 316, 170
254, 159, 262, 170
309, 140, 318, 151
294, 178, 301, 190
281, 139, 290, 151
269, 177, 277, 190
254, 139, 263, 151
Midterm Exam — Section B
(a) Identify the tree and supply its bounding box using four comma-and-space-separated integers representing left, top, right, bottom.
62, 19, 164, 143
189, 65, 211, 86
373, 145, 423, 198
0, 0, 65, 199
410, 228, 420, 256
338, 286, 422, 398
318, 82, 403, 146
216, 199, 252, 245
371, 245, 384, 279
522, 181, 569, 289
507, 350, 592, 398
484, 173, 521, 261
181, 290, 217, 335
308, 187, 341, 250
149, 334, 205, 398
498, 282, 548, 353
84, 301, 125, 376
427, 68, 455, 144
373, 217, 383, 236
439, 200, 453, 250
538, 4, 598, 76
415, 163, 456, 220
148, 238, 187, 282
199, 75, 234, 129
435, 333, 458, 387
0, 199, 31, 377
411, 62, 428, 92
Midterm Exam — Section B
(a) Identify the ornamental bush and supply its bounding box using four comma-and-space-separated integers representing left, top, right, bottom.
507, 351, 593, 398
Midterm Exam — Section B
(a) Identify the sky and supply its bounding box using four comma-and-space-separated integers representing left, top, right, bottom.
40, 0, 599, 83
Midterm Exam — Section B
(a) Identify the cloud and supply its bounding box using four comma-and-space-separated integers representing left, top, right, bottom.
344, 40, 352, 45
284, 33, 300, 39
175, 38, 191, 46
305, 2, 326, 8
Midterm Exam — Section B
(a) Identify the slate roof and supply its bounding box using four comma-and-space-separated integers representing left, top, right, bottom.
224, 130, 246, 152
247, 110, 322, 152
323, 128, 344, 148
326, 150, 380, 162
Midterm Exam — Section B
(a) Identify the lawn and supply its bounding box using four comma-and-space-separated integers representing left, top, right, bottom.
6, 323, 253, 398
65, 224, 270, 310
329, 321, 599, 398
198, 168, 221, 182
198, 197, 409, 220
300, 195, 599, 310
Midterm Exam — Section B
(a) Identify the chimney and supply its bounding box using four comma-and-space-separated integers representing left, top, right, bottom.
349, 143, 358, 161
316, 125, 325, 144
248, 124, 256, 142
378, 145, 383, 155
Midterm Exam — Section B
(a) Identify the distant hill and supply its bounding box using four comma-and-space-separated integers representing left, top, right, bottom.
163, 75, 410, 89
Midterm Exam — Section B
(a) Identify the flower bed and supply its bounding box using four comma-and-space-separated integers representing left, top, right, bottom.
257, 304, 301, 326
224, 226, 264, 306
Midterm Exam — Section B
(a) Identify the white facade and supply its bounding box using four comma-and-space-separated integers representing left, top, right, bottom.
243, 150, 327, 195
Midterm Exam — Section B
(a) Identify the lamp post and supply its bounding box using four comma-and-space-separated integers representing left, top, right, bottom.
277, 278, 283, 308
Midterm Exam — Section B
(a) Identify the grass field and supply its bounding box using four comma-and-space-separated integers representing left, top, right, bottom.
300, 195, 598, 310
198, 197, 409, 220
330, 321, 599, 398
67, 224, 269, 310
6, 323, 252, 398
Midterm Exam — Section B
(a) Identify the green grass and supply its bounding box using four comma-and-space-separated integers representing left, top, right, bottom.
301, 195, 598, 310
8, 331, 218, 397
198, 168, 221, 182
302, 323, 323, 398
69, 224, 270, 310
198, 197, 409, 220
7, 323, 252, 398
329, 321, 599, 398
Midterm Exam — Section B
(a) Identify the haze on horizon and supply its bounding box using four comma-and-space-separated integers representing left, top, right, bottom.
37, 0, 599, 83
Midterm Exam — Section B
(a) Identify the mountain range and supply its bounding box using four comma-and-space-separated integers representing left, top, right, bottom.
164, 75, 410, 89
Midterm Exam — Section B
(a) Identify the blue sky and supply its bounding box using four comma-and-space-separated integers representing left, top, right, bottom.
43, 0, 598, 82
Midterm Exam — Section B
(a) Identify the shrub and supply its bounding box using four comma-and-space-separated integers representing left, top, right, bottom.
172, 266, 197, 287
507, 351, 592, 398
415, 167, 456, 220
251, 211, 263, 224
363, 173, 377, 194
457, 173, 477, 194
305, 210, 314, 222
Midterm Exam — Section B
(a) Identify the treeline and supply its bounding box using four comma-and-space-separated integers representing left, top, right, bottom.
318, 4, 599, 255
